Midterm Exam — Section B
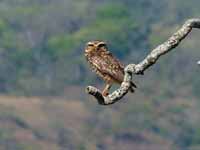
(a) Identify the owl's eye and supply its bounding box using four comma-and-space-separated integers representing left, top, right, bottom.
98, 43, 106, 48
87, 44, 94, 47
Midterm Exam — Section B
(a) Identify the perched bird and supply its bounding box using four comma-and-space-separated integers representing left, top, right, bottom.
84, 40, 137, 96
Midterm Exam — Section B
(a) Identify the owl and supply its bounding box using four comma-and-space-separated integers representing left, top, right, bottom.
85, 40, 137, 96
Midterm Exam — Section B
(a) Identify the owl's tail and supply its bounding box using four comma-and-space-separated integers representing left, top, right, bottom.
129, 81, 137, 93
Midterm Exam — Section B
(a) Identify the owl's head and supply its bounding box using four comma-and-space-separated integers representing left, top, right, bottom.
85, 40, 107, 54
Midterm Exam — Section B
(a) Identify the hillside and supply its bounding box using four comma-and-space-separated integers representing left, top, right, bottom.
0, 91, 198, 150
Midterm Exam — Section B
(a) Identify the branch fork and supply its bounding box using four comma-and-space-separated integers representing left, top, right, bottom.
86, 18, 200, 105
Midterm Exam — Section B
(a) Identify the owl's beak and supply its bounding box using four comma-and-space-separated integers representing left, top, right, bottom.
85, 48, 89, 52
85, 48, 93, 53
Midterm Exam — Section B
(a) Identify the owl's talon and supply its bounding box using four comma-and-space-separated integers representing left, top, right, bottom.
102, 91, 109, 97
102, 84, 111, 97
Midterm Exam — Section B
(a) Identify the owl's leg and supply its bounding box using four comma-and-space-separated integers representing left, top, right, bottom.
102, 84, 112, 96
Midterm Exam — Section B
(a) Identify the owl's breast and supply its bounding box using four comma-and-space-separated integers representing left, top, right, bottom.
85, 53, 112, 82
85, 53, 102, 74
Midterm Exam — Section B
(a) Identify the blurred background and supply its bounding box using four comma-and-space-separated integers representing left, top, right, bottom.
0, 0, 199, 150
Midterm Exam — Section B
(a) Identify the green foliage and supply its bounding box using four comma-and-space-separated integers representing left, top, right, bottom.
96, 3, 129, 19
47, 35, 76, 59
0, 19, 7, 33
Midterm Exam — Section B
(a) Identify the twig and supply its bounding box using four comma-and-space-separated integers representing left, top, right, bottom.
198, 61, 200, 65
86, 18, 200, 105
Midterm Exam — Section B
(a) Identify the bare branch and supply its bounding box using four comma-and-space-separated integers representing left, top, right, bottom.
86, 18, 200, 105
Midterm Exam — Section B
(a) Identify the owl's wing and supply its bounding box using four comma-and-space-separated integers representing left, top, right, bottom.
92, 55, 124, 83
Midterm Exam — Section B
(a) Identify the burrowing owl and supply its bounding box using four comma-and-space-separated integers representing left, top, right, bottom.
84, 40, 137, 96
